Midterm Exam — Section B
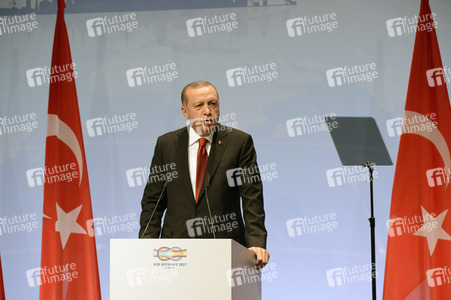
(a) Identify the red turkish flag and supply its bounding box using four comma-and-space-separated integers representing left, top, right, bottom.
0, 253, 5, 300
39, 0, 101, 299
383, 0, 451, 299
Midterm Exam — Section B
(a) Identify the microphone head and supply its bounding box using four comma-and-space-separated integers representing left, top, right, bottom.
163, 174, 171, 188
204, 172, 211, 188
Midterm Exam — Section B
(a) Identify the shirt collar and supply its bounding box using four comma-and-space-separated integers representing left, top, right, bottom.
188, 126, 214, 146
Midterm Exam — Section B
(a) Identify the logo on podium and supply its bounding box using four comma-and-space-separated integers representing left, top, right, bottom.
154, 246, 187, 261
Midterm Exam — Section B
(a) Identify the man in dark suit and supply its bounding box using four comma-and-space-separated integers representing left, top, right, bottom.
139, 81, 269, 267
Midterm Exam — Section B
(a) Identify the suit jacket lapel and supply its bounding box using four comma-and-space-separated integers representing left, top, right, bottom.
174, 128, 196, 203
197, 126, 229, 202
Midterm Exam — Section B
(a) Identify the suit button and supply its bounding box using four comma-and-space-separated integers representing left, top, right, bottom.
194, 211, 200, 216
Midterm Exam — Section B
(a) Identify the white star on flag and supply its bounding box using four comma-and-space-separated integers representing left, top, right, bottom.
413, 206, 451, 255
55, 203, 87, 249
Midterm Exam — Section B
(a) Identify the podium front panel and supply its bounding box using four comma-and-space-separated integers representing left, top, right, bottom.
110, 238, 260, 300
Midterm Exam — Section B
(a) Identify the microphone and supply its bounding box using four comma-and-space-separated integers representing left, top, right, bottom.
140, 175, 170, 239
203, 172, 216, 238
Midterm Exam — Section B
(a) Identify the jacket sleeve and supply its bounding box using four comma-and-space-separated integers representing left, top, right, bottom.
139, 137, 168, 238
238, 134, 267, 249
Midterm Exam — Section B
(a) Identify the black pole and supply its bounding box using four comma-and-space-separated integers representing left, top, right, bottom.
364, 161, 377, 300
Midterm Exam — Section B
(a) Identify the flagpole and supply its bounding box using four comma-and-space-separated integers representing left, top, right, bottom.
364, 161, 376, 300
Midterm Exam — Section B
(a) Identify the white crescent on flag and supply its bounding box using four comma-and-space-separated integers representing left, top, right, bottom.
402, 110, 451, 186
46, 114, 84, 186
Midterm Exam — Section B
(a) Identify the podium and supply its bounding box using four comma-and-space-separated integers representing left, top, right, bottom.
110, 239, 261, 300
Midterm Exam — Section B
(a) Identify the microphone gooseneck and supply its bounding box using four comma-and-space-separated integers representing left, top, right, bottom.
140, 175, 170, 239
203, 172, 216, 238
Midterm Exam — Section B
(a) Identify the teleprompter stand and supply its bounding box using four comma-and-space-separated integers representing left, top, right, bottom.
325, 117, 392, 300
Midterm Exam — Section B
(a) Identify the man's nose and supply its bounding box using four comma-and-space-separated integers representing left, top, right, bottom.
202, 104, 211, 114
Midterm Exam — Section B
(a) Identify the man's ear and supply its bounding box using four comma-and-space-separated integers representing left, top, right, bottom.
181, 106, 189, 119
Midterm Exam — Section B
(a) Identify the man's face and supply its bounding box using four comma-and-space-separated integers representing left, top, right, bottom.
181, 85, 220, 137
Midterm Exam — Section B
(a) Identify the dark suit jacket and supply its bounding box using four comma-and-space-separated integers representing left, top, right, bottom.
139, 125, 267, 249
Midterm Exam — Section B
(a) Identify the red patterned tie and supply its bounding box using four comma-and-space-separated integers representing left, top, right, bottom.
195, 138, 208, 202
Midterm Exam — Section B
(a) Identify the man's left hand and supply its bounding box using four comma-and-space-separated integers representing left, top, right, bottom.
248, 247, 270, 269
